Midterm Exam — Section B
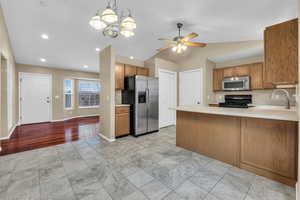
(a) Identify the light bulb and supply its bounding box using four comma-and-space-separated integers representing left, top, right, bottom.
177, 48, 182, 53
172, 46, 177, 52
120, 28, 135, 38
101, 7, 118, 24
182, 45, 187, 51
89, 15, 107, 30
121, 16, 137, 30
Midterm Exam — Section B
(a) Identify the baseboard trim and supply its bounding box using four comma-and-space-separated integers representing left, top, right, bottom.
51, 114, 100, 122
98, 133, 115, 142
0, 123, 18, 141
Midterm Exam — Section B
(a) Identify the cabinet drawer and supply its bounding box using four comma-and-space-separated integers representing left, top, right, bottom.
116, 106, 130, 114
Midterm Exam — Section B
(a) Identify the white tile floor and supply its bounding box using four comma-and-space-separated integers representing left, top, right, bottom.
0, 126, 296, 200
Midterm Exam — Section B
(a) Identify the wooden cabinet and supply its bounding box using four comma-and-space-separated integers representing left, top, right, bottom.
240, 118, 297, 185
213, 62, 267, 91
213, 68, 224, 91
115, 63, 125, 90
124, 65, 137, 77
223, 65, 249, 78
136, 67, 149, 76
115, 106, 130, 137
249, 63, 264, 90
264, 18, 298, 87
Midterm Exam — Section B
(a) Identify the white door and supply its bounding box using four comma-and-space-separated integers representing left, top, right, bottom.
159, 69, 177, 128
20, 73, 52, 124
179, 69, 203, 106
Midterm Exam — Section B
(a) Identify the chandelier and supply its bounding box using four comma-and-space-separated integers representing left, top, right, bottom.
89, 0, 137, 38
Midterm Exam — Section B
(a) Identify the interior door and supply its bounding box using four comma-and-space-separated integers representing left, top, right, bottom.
179, 69, 203, 106
159, 69, 177, 128
20, 73, 51, 124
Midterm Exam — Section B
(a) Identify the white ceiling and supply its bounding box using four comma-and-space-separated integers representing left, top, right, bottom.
0, 0, 297, 72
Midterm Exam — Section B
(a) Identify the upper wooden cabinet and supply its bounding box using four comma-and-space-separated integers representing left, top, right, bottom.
264, 18, 298, 86
213, 68, 224, 91
223, 65, 249, 78
213, 62, 265, 91
249, 63, 264, 90
115, 63, 125, 90
124, 65, 137, 77
136, 67, 149, 76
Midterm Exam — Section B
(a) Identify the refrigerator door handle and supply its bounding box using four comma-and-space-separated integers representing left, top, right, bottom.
146, 88, 150, 131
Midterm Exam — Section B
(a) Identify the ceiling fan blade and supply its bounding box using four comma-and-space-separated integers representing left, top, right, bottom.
158, 38, 177, 43
182, 33, 199, 41
184, 42, 207, 47
157, 45, 173, 51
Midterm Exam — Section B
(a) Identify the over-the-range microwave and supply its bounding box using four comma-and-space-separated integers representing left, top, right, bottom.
222, 76, 250, 91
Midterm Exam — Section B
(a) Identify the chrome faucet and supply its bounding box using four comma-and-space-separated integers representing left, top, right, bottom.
271, 89, 291, 109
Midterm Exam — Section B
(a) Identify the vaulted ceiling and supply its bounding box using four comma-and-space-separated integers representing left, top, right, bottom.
0, 0, 297, 72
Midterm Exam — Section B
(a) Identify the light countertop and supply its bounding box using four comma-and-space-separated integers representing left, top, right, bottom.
116, 104, 130, 107
173, 105, 298, 122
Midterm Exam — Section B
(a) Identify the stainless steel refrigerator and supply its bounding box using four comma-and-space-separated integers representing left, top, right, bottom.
122, 76, 159, 136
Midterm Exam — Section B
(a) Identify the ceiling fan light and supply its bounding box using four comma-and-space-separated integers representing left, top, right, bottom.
172, 46, 177, 52
101, 7, 118, 24
89, 14, 107, 30
121, 16, 137, 30
120, 28, 135, 38
182, 45, 187, 51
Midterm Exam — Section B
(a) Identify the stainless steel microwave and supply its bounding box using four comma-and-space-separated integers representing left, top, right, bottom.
222, 76, 250, 91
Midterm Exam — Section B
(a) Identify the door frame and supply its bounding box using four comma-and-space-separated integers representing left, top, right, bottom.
19, 72, 53, 125
158, 68, 177, 128
179, 68, 204, 106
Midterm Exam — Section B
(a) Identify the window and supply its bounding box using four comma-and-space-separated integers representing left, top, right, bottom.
64, 79, 74, 109
78, 81, 100, 108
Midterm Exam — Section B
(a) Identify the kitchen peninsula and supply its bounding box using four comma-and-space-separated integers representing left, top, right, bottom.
175, 105, 298, 186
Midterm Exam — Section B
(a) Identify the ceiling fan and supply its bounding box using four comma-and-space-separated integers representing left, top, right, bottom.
158, 23, 207, 53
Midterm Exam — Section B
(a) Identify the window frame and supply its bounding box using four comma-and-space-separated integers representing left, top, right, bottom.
63, 79, 74, 110
78, 80, 100, 109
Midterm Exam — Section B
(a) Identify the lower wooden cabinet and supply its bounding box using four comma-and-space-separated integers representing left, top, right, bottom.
115, 106, 130, 137
240, 117, 297, 185
176, 111, 298, 186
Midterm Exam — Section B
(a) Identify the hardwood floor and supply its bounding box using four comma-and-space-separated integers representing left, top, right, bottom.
0, 116, 100, 156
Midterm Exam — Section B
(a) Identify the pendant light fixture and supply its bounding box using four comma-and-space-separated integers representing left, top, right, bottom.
89, 0, 137, 38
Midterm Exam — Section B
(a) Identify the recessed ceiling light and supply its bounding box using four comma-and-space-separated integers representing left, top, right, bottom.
40, 58, 46, 62
41, 34, 49, 40
130, 56, 134, 60
95, 48, 100, 52
83, 65, 88, 68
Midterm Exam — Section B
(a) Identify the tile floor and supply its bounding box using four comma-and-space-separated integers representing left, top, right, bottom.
0, 126, 296, 200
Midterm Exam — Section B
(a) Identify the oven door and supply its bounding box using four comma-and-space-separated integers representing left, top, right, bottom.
222, 77, 250, 91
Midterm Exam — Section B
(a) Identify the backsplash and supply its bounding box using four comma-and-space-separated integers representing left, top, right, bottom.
209, 89, 296, 106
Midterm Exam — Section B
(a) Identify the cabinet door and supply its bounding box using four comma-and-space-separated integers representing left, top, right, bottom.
235, 65, 249, 77
264, 19, 298, 85
136, 67, 149, 76
250, 63, 263, 90
224, 66, 249, 77
241, 118, 297, 179
213, 69, 224, 91
115, 113, 130, 137
115, 63, 125, 90
125, 65, 137, 77
223, 67, 235, 77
